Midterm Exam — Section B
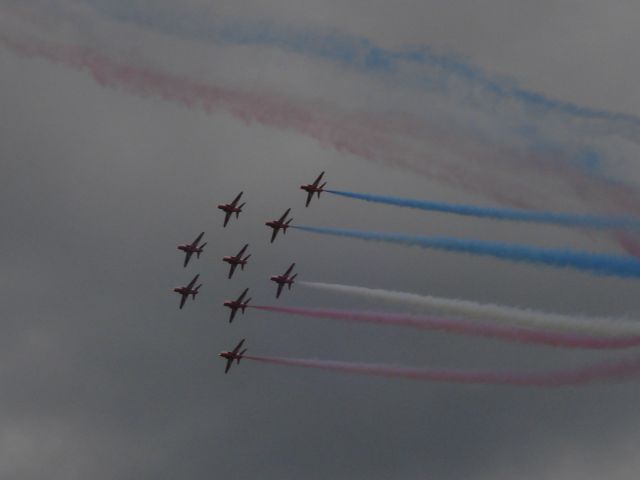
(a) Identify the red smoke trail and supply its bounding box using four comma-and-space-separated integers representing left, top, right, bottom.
0, 30, 633, 212
251, 305, 640, 350
0, 28, 550, 211
0, 33, 411, 169
243, 354, 640, 386
3, 25, 640, 254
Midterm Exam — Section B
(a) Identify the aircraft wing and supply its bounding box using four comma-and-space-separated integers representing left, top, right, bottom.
237, 288, 249, 302
270, 228, 279, 243
312, 171, 325, 187
276, 283, 284, 298
236, 244, 249, 257
284, 263, 295, 276
183, 251, 194, 268
305, 191, 313, 207
191, 231, 205, 246
278, 208, 291, 222
223, 211, 232, 227
228, 264, 238, 279
230, 191, 243, 207
224, 358, 233, 373
179, 293, 188, 309
229, 308, 237, 323
187, 274, 200, 289
232, 339, 246, 355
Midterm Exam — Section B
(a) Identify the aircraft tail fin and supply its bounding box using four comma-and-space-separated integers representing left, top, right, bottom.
241, 254, 251, 268
237, 349, 247, 364
242, 298, 252, 313
236, 203, 246, 217
318, 182, 327, 196
197, 242, 207, 258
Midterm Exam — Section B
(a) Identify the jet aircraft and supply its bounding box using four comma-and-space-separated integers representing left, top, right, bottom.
270, 263, 297, 298
177, 231, 207, 267
173, 274, 202, 309
300, 171, 327, 207
219, 338, 247, 374
222, 244, 251, 279
217, 192, 245, 227
223, 288, 251, 323
265, 208, 293, 243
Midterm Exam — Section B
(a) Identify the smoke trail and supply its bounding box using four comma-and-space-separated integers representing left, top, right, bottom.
243, 354, 640, 386
251, 305, 640, 349
6, 5, 640, 220
300, 282, 640, 336
293, 225, 640, 279
0, 26, 582, 217
0, 33, 424, 175
84, 0, 640, 138
6, 6, 640, 259
327, 190, 640, 231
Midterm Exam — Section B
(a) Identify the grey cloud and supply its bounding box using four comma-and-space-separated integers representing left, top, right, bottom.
2, 3, 640, 479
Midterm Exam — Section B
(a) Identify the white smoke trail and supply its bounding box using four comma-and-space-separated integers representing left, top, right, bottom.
300, 281, 640, 337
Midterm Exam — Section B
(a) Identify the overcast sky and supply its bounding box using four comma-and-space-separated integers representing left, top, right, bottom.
2, 1, 640, 479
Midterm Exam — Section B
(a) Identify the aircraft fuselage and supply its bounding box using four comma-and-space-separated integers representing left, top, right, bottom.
218, 204, 241, 213
178, 244, 204, 253
173, 286, 198, 295
223, 256, 247, 265
270, 275, 293, 285
301, 184, 322, 193
266, 221, 288, 230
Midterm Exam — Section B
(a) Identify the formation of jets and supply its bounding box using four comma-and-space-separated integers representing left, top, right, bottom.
173, 172, 327, 372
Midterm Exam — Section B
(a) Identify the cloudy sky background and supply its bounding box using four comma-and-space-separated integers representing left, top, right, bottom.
2, 1, 640, 478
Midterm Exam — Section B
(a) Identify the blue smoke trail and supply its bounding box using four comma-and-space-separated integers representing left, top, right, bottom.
292, 225, 640, 278
326, 190, 640, 230
83, 0, 640, 132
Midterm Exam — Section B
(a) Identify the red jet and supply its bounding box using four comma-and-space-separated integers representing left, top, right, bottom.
223, 288, 251, 323
270, 263, 297, 298
217, 192, 245, 227
265, 208, 293, 243
219, 338, 247, 374
177, 231, 207, 267
222, 244, 251, 279
173, 274, 202, 309
300, 171, 327, 207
